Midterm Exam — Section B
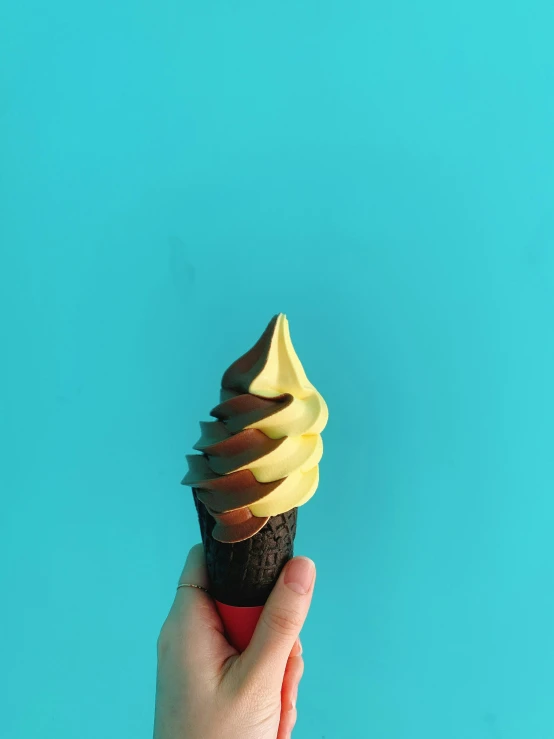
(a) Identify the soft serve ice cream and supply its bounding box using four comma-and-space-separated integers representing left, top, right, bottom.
182, 314, 328, 543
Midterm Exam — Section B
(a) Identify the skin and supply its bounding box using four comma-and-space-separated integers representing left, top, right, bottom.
154, 544, 316, 739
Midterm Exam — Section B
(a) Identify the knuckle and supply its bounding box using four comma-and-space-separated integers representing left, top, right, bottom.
263, 605, 303, 638
290, 707, 298, 726
156, 621, 172, 658
286, 652, 301, 668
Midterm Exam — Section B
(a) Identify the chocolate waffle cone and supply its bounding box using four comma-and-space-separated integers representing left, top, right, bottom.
193, 490, 297, 607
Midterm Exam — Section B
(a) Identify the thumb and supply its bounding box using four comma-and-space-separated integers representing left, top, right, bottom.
240, 557, 316, 687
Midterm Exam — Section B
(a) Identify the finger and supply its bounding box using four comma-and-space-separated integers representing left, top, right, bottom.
290, 637, 302, 659
163, 544, 212, 627
277, 705, 297, 739
278, 638, 303, 726
281, 654, 304, 713
240, 557, 315, 688
161, 545, 235, 670
176, 543, 210, 591
168, 544, 217, 626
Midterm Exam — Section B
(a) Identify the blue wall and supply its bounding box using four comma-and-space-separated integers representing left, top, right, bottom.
2, 2, 554, 737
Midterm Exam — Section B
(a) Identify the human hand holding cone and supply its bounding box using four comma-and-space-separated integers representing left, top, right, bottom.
182, 314, 328, 651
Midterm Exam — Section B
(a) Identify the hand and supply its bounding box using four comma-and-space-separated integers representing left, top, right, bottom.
154, 544, 316, 739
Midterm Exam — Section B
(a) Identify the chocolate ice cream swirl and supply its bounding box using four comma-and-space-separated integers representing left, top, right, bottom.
182, 314, 328, 543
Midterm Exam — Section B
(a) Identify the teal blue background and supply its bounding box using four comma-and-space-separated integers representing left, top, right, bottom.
2, 1, 554, 737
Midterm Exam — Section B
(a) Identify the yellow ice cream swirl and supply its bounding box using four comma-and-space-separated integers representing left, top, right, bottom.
229, 313, 328, 516
184, 313, 328, 541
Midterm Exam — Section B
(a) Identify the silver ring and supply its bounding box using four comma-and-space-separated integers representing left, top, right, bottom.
177, 582, 209, 594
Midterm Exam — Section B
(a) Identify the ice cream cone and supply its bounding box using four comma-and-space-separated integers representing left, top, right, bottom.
193, 491, 297, 651
182, 314, 327, 650
194, 490, 297, 607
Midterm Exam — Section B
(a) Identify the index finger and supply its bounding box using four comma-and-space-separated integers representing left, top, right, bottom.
170, 544, 212, 618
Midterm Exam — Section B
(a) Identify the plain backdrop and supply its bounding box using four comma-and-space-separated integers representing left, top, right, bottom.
2, 1, 554, 737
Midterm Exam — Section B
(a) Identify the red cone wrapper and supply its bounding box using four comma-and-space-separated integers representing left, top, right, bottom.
215, 602, 264, 652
